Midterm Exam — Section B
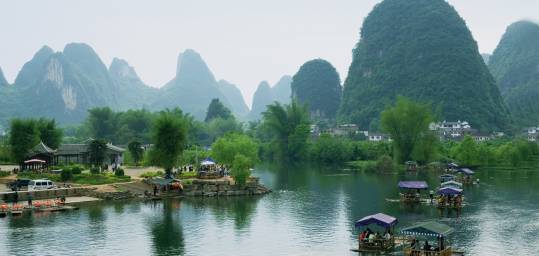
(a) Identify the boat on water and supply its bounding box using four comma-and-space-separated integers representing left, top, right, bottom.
437, 187, 464, 209
456, 168, 475, 184
440, 181, 463, 190
400, 221, 464, 256
398, 181, 429, 203
439, 174, 456, 183
353, 213, 398, 252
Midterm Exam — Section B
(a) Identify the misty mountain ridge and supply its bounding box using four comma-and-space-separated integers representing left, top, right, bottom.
0, 44, 252, 125
247, 75, 292, 120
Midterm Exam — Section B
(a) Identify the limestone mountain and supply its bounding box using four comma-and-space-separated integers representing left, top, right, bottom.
109, 57, 158, 110
481, 54, 491, 65
338, 0, 511, 131
271, 75, 292, 105
216, 80, 249, 118
0, 67, 8, 87
489, 21, 539, 126
152, 49, 232, 119
291, 59, 341, 119
247, 76, 292, 120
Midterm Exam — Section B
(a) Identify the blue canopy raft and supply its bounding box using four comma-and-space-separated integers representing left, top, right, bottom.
456, 168, 476, 184
352, 213, 398, 252
400, 221, 464, 256
398, 181, 429, 203
436, 186, 464, 209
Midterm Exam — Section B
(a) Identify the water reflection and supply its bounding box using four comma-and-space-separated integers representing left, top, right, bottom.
149, 200, 185, 256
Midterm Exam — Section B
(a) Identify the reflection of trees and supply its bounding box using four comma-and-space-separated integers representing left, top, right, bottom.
183, 196, 260, 231
150, 200, 184, 256
87, 202, 107, 244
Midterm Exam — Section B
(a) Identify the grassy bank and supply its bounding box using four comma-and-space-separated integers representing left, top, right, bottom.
17, 172, 131, 185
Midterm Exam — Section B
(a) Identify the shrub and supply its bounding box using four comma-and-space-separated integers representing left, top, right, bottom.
90, 167, 100, 175
61, 169, 73, 181
70, 166, 83, 174
376, 155, 395, 173
140, 171, 164, 179
0, 170, 11, 177
114, 168, 125, 177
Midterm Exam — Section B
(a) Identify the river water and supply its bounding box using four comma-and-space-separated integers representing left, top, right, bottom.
1, 164, 538, 255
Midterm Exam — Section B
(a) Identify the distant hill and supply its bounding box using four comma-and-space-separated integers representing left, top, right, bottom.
338, 0, 511, 131
489, 21, 539, 126
0, 46, 251, 125
216, 80, 249, 119
247, 76, 292, 120
0, 67, 8, 87
481, 54, 491, 65
291, 59, 341, 119
109, 57, 158, 110
152, 49, 234, 119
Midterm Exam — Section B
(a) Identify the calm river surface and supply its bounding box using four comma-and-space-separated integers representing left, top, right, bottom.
1, 165, 539, 255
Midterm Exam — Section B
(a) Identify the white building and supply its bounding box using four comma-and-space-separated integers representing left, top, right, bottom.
430, 120, 472, 140
367, 132, 391, 142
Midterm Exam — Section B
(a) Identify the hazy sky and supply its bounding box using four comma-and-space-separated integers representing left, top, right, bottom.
1, 0, 538, 108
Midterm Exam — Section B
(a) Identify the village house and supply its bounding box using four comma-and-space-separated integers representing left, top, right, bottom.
430, 120, 473, 140
524, 127, 539, 142
367, 132, 391, 142
329, 124, 359, 137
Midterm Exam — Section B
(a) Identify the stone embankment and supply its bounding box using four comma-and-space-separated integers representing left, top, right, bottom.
182, 177, 271, 197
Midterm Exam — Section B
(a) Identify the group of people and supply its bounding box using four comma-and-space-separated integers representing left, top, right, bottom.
409, 239, 445, 254
358, 228, 392, 246
437, 194, 462, 208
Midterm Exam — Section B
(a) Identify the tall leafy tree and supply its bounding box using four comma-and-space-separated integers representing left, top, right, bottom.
128, 140, 144, 166
150, 110, 188, 177
262, 100, 310, 161
291, 59, 341, 119
211, 133, 259, 167
9, 119, 39, 164
86, 107, 117, 142
204, 98, 233, 122
36, 118, 63, 149
380, 97, 435, 163
88, 139, 107, 169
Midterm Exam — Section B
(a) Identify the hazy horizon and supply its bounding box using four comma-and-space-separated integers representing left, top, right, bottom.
1, 0, 538, 108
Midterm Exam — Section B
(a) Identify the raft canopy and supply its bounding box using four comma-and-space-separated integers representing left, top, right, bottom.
398, 181, 428, 190
400, 221, 454, 238
457, 168, 474, 175
200, 157, 216, 166
355, 213, 398, 229
447, 162, 459, 168
440, 180, 462, 188
438, 187, 463, 195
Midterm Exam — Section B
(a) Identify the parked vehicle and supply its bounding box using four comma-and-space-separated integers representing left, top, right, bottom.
28, 179, 56, 191
8, 179, 31, 191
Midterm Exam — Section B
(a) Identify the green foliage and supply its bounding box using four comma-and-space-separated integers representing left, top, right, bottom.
69, 165, 83, 175
140, 171, 165, 179
205, 98, 233, 122
308, 134, 354, 164
338, 0, 511, 131
375, 155, 395, 173
380, 97, 435, 163
36, 118, 63, 149
88, 139, 107, 168
261, 100, 311, 161
211, 133, 259, 167
61, 169, 73, 181
71, 173, 130, 185
291, 59, 341, 119
451, 135, 479, 166
489, 21, 539, 127
179, 148, 210, 166
9, 119, 39, 164
0, 170, 11, 177
18, 172, 61, 182
90, 166, 100, 175
87, 107, 117, 142
353, 141, 392, 161
150, 110, 187, 176
128, 141, 144, 166
114, 168, 125, 177
232, 154, 252, 186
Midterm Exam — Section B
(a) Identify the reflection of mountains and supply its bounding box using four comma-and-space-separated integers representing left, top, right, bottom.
182, 196, 261, 231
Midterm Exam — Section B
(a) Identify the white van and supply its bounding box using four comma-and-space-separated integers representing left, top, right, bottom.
28, 179, 56, 191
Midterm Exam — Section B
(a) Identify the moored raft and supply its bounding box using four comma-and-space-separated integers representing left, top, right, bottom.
398, 181, 429, 203
352, 213, 398, 252
400, 221, 464, 256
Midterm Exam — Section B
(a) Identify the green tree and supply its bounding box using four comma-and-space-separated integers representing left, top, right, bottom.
205, 98, 233, 122
9, 119, 39, 165
452, 135, 479, 166
309, 134, 353, 164
36, 118, 63, 149
88, 139, 107, 170
231, 154, 252, 186
128, 141, 144, 166
380, 97, 435, 163
150, 111, 187, 177
211, 133, 259, 167
87, 107, 117, 142
262, 100, 310, 161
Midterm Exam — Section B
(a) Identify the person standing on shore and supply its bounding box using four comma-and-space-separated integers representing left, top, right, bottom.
27, 193, 33, 207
